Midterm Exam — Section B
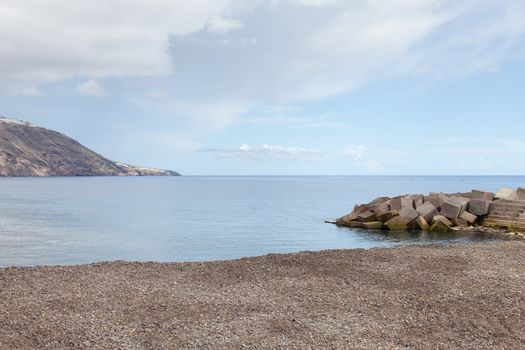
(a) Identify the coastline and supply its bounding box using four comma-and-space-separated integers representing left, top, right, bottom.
2, 242, 524, 349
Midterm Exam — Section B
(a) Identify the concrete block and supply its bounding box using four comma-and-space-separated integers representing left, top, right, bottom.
362, 221, 384, 230
385, 216, 413, 230
433, 215, 453, 226
337, 214, 354, 224
495, 188, 514, 200
430, 215, 453, 232
371, 203, 390, 215
398, 206, 419, 221
519, 212, 525, 220
377, 211, 398, 223
335, 217, 358, 227
415, 216, 430, 231
471, 190, 494, 201
367, 197, 390, 207
501, 188, 525, 201
452, 217, 468, 227
456, 197, 470, 212
440, 197, 468, 219
390, 196, 414, 211
353, 204, 369, 215
428, 193, 448, 207
459, 211, 477, 225
446, 192, 470, 199
416, 202, 439, 223
410, 195, 424, 208
438, 194, 449, 208
338, 204, 368, 222
469, 199, 492, 216
424, 194, 441, 209
337, 214, 355, 225
390, 196, 402, 211
345, 221, 366, 228
401, 197, 415, 209
455, 196, 471, 205
516, 187, 525, 201
357, 210, 377, 222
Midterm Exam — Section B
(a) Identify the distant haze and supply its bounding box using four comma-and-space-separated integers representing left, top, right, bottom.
1, 1, 524, 175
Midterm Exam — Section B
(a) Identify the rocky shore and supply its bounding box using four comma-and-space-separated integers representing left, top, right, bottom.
333, 187, 525, 234
1, 242, 525, 349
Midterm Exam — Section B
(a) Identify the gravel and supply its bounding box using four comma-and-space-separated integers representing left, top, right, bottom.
1, 242, 524, 349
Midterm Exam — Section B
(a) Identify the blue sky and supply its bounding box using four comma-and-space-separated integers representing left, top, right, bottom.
1, 0, 524, 175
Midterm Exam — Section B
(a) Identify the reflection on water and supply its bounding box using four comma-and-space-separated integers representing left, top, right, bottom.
344, 227, 520, 245
0, 176, 523, 266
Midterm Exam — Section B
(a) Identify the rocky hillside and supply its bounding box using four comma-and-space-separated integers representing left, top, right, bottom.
0, 117, 179, 177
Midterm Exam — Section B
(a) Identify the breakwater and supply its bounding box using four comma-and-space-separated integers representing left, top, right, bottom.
332, 187, 525, 232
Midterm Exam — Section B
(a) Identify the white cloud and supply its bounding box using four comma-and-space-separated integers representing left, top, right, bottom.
199, 144, 325, 160
241, 105, 346, 128
164, 0, 525, 105
76, 79, 106, 96
144, 89, 168, 99
130, 96, 250, 137
1, 0, 524, 116
207, 16, 244, 33
198, 143, 373, 163
14, 87, 45, 97
289, 0, 342, 7
0, 0, 242, 85
341, 145, 365, 161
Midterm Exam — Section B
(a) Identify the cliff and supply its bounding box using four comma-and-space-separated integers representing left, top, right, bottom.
0, 117, 179, 177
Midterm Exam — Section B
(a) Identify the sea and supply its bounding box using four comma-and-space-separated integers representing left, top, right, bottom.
0, 176, 524, 266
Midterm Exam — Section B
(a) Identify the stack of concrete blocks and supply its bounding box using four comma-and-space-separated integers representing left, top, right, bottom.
495, 187, 525, 201
336, 189, 497, 233
483, 188, 525, 231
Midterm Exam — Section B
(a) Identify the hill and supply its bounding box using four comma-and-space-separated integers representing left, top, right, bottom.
0, 117, 179, 177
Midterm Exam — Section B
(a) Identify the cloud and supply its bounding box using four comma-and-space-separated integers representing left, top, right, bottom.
76, 79, 106, 96
289, 0, 525, 99
131, 97, 249, 133
13, 87, 45, 97
241, 105, 346, 128
207, 16, 244, 33
289, 0, 342, 7
1, 0, 524, 136
341, 145, 365, 161
198, 143, 374, 162
1, 0, 523, 98
158, 0, 525, 107
144, 89, 168, 99
0, 0, 242, 86
198, 144, 325, 160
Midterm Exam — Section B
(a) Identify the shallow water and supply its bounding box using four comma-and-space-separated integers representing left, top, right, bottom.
0, 176, 523, 266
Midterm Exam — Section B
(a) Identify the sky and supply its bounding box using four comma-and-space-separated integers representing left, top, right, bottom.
0, 0, 524, 175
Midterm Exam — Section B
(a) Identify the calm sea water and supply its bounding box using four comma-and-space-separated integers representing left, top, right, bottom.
0, 176, 524, 266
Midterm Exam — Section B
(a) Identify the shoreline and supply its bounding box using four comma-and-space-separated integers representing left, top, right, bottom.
1, 241, 524, 348
2, 232, 524, 269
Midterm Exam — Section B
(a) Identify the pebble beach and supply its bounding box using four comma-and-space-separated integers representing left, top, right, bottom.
1, 241, 524, 349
